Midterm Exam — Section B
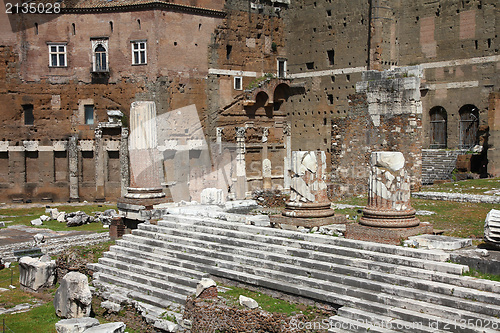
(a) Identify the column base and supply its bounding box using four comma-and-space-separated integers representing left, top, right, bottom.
282, 201, 335, 218
360, 207, 420, 228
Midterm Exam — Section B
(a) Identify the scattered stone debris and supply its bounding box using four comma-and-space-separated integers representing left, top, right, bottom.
252, 190, 288, 208
54, 272, 92, 319
30, 209, 119, 228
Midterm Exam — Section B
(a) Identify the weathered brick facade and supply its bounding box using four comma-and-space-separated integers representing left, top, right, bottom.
0, 0, 498, 202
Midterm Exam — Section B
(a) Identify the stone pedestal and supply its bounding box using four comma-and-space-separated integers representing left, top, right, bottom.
282, 151, 334, 218
360, 151, 419, 228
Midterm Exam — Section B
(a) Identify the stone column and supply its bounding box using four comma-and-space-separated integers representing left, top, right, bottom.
262, 127, 269, 160
119, 127, 130, 197
235, 127, 247, 199
262, 158, 272, 190
94, 127, 105, 201
123, 101, 165, 203
216, 127, 223, 154
283, 123, 291, 191
360, 151, 419, 228
282, 151, 334, 218
68, 135, 79, 202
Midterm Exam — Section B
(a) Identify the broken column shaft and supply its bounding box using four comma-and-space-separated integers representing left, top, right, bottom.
360, 151, 419, 228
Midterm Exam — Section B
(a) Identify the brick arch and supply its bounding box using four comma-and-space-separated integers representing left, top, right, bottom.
245, 79, 290, 105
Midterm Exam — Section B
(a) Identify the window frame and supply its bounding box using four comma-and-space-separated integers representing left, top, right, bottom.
277, 59, 287, 78
84, 104, 94, 125
131, 40, 147, 65
234, 76, 243, 90
91, 38, 109, 73
48, 43, 67, 68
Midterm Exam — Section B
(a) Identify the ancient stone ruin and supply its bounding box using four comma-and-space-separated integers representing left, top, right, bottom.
360, 151, 419, 228
54, 272, 92, 319
282, 151, 334, 218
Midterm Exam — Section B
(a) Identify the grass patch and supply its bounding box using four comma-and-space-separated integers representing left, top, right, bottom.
463, 269, 500, 282
220, 285, 300, 315
332, 196, 494, 238
420, 177, 500, 195
0, 204, 115, 233
1, 301, 59, 333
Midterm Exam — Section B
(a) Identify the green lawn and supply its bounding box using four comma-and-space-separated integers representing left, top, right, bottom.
0, 204, 115, 233
333, 196, 496, 238
420, 177, 500, 195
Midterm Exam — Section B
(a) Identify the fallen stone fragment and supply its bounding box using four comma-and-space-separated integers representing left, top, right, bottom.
101, 301, 121, 313
33, 233, 45, 245
239, 295, 259, 309
195, 278, 217, 298
19, 256, 56, 292
31, 218, 43, 226
54, 272, 92, 319
82, 322, 126, 333
40, 215, 51, 222
154, 319, 178, 332
55, 317, 100, 333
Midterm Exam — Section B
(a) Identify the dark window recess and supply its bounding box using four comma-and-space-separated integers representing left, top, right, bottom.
327, 94, 334, 105
23, 104, 34, 125
327, 49, 335, 65
306, 62, 314, 70
226, 45, 232, 60
429, 106, 447, 149
459, 105, 479, 149
278, 60, 286, 78
84, 105, 94, 125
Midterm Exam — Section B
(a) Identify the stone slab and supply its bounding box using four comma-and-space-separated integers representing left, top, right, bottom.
345, 223, 433, 245
407, 234, 472, 250
270, 214, 347, 228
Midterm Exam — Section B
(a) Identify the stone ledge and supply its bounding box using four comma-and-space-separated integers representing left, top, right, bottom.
412, 191, 500, 204
270, 214, 347, 228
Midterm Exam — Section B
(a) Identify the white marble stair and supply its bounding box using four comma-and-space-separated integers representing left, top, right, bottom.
90, 212, 500, 332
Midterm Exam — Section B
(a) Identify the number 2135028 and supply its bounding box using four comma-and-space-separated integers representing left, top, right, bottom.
5, 2, 61, 14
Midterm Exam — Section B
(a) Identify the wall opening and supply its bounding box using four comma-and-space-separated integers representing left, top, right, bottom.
459, 104, 479, 149
23, 104, 34, 126
84, 105, 94, 125
429, 106, 447, 149
327, 49, 335, 66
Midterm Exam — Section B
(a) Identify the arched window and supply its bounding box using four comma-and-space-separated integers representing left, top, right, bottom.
429, 106, 447, 148
459, 104, 479, 149
94, 44, 107, 72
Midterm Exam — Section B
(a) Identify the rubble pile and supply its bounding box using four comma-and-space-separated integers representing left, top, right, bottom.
252, 190, 288, 208
30, 209, 118, 228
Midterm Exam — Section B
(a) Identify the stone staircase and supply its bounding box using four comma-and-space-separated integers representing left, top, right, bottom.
421, 149, 466, 185
91, 213, 500, 332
